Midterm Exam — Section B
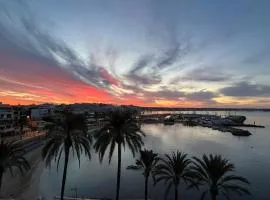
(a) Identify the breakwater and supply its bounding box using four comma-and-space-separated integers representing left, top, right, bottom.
138, 113, 265, 136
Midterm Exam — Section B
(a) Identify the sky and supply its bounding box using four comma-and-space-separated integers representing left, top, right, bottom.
0, 0, 270, 108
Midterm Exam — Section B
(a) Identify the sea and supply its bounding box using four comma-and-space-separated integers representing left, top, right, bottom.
37, 111, 270, 200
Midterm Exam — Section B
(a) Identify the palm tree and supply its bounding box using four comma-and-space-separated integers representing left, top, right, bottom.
154, 151, 195, 200
15, 115, 28, 140
94, 109, 145, 200
191, 154, 250, 200
0, 140, 30, 191
127, 149, 158, 200
42, 113, 91, 200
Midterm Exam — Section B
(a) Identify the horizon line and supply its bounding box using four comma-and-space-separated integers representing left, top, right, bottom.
1, 101, 269, 110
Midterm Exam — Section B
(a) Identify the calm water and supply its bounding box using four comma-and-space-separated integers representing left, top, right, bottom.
38, 111, 270, 200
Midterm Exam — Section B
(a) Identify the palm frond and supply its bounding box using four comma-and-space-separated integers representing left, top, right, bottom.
153, 151, 193, 198
191, 154, 251, 200
0, 140, 30, 176
94, 109, 145, 162
200, 190, 208, 200
127, 149, 158, 182
42, 113, 91, 169
222, 184, 251, 196
218, 175, 250, 185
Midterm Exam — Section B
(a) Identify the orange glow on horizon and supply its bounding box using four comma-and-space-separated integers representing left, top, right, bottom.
0, 51, 207, 107
1, 51, 268, 108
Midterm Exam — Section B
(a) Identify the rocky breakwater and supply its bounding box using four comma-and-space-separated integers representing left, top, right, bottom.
212, 126, 252, 136
181, 115, 264, 136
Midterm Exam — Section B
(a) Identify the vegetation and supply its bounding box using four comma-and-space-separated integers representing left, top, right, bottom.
1, 109, 252, 200
127, 149, 158, 200
42, 113, 91, 200
14, 115, 28, 139
191, 154, 251, 200
154, 151, 195, 200
94, 109, 145, 200
0, 140, 30, 191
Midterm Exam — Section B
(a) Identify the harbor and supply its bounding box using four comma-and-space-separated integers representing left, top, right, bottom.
138, 113, 265, 136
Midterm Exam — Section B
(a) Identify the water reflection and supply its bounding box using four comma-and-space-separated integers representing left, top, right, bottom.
39, 112, 270, 200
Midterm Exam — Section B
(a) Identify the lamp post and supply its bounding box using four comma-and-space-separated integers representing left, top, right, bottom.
70, 187, 78, 199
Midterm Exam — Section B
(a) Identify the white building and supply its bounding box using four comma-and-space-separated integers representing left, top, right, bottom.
30, 108, 50, 120
30, 104, 56, 120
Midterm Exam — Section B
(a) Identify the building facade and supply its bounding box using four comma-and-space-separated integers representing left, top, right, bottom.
0, 103, 29, 138
0, 103, 14, 137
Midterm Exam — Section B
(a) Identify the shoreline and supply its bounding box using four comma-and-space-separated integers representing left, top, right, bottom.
139, 113, 265, 136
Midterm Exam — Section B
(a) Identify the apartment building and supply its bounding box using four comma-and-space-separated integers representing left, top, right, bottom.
0, 103, 28, 138
0, 103, 14, 137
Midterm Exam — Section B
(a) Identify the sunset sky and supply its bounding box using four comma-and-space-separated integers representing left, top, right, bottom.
1, 0, 270, 107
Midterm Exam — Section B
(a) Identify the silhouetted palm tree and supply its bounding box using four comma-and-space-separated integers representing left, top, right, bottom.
191, 154, 250, 200
42, 113, 91, 200
14, 115, 28, 140
0, 140, 30, 191
154, 151, 194, 200
127, 149, 158, 200
94, 109, 145, 200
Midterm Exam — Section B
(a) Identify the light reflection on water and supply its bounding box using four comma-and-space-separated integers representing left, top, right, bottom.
39, 111, 270, 200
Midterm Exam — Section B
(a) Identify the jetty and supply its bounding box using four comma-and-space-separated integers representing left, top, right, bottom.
138, 113, 265, 136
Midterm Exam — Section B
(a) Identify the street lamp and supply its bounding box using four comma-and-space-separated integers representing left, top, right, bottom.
70, 187, 78, 198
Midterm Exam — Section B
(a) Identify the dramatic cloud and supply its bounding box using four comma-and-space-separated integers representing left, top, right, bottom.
124, 73, 161, 86
220, 82, 270, 97
185, 90, 218, 101
179, 66, 231, 83
129, 55, 154, 74
0, 2, 121, 92
125, 35, 191, 87
156, 41, 188, 69
142, 89, 217, 105
1, 0, 270, 107
148, 89, 185, 100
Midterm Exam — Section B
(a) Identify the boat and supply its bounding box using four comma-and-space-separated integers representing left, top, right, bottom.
163, 116, 175, 125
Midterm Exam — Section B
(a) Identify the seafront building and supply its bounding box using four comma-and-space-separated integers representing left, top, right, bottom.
0, 102, 28, 138
0, 103, 14, 137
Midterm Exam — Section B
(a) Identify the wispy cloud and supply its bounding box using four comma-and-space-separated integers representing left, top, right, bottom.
220, 81, 270, 97
1, 0, 270, 107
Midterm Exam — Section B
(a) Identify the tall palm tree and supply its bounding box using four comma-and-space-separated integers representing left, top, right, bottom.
0, 140, 30, 191
154, 151, 195, 200
191, 154, 250, 200
15, 115, 28, 140
127, 149, 158, 200
94, 109, 145, 200
42, 113, 91, 200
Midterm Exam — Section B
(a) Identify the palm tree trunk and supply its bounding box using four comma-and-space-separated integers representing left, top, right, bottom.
60, 148, 70, 200
20, 124, 23, 140
0, 170, 3, 191
174, 184, 178, 200
144, 175, 149, 200
211, 192, 217, 200
116, 143, 121, 200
